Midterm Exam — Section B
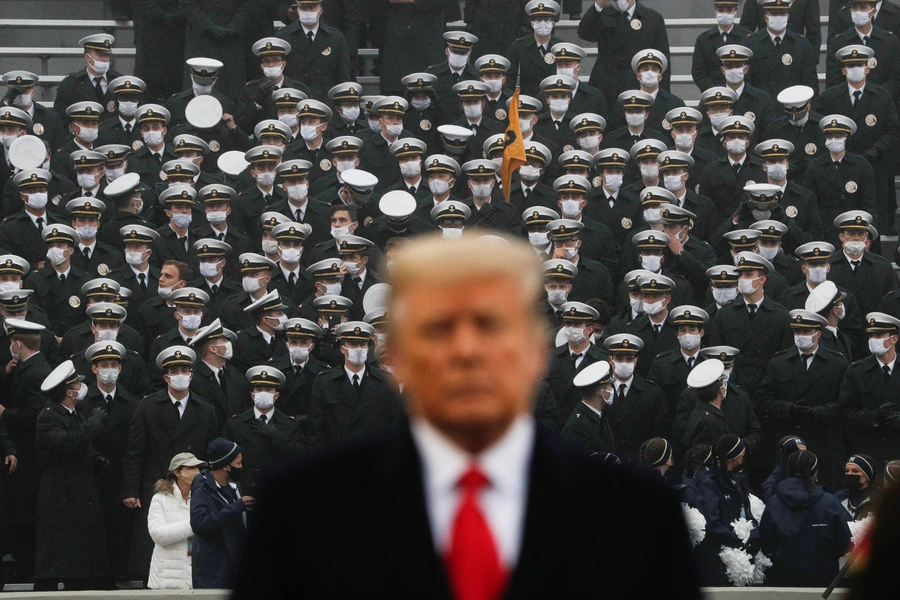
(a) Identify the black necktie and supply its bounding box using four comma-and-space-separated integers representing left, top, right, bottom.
215, 232, 224, 241
801, 353, 813, 367
747, 303, 757, 317
138, 272, 147, 292
295, 209, 304, 222
59, 273, 66, 284
307, 31, 314, 43
732, 161, 741, 174
94, 76, 104, 101
408, 186, 416, 195
36, 216, 44, 230
833, 161, 841, 169
179, 236, 188, 253
617, 383, 626, 401
105, 394, 113, 405
352, 374, 360, 389
852, 259, 861, 271
82, 247, 91, 261
863, 35, 869, 46
774, 36, 782, 49
883, 364, 892, 382
288, 272, 297, 287
553, 121, 560, 130
353, 276, 362, 290
152, 153, 161, 166
264, 193, 272, 203
722, 32, 728, 44
259, 413, 267, 424
211, 284, 218, 294
687, 356, 695, 369
84, 191, 93, 198
652, 324, 661, 338
124, 122, 132, 134
538, 45, 546, 57
572, 352, 582, 367
853, 90, 862, 106
173, 401, 181, 420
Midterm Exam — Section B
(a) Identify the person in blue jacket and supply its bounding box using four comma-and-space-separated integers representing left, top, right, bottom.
762, 435, 807, 502
759, 449, 852, 587
834, 454, 878, 521
696, 434, 760, 586
189, 437, 254, 589
679, 444, 713, 509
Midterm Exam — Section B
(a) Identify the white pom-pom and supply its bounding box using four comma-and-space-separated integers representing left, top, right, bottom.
681, 503, 707, 547
719, 546, 755, 587
849, 516, 873, 548
749, 493, 765, 523
751, 551, 773, 585
731, 517, 754, 545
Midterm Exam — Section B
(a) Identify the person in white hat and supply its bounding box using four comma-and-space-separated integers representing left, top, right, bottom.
681, 359, 730, 455
52, 34, 121, 124
561, 361, 617, 454
697, 116, 767, 222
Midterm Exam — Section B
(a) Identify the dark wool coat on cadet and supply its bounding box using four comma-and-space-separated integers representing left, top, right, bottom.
34, 402, 110, 580
190, 360, 252, 431
829, 0, 900, 41
464, 0, 529, 59
276, 21, 353, 101
604, 375, 667, 463
691, 24, 752, 92
189, 468, 248, 589
760, 478, 852, 587
826, 27, 900, 96
800, 151, 877, 244
839, 354, 900, 465
132, 0, 185, 99
223, 409, 304, 491
379, 0, 446, 95
746, 29, 819, 98
179, 0, 256, 98
306, 365, 404, 447
561, 402, 616, 455
52, 68, 123, 123
675, 382, 762, 456
695, 470, 759, 586
544, 343, 608, 422
758, 346, 850, 491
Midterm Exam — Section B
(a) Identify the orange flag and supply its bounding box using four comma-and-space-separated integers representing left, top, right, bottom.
501, 88, 527, 202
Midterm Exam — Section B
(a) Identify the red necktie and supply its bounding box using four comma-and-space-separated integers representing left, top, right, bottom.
445, 466, 507, 600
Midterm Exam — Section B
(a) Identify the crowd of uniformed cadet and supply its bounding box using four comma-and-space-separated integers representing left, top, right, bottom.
2, 0, 900, 590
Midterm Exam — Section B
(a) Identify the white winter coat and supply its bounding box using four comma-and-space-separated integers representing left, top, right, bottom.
147, 488, 194, 589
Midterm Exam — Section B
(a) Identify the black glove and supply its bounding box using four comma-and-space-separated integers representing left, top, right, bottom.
768, 203, 786, 222
254, 80, 278, 106
864, 148, 882, 163
743, 536, 761, 556
790, 404, 813, 423
2, 86, 19, 104
92, 454, 111, 478
733, 200, 753, 224
881, 411, 900, 430
86, 406, 108, 427
249, 418, 277, 440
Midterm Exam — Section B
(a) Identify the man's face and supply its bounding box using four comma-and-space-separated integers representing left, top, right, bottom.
331, 210, 356, 232
388, 275, 545, 441
159, 264, 184, 289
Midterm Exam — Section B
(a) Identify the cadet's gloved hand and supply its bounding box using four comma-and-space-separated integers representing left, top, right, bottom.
790, 404, 813, 422
86, 406, 108, 427
3, 86, 19, 105
249, 418, 277, 440
768, 203, 786, 222
743, 536, 761, 556
732, 200, 753, 224
254, 80, 278, 106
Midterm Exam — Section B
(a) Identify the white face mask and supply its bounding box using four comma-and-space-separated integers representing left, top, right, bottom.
663, 174, 684, 191
519, 118, 533, 134
77, 126, 99, 143
852, 9, 874, 26
825, 137, 846, 154
794, 334, 817, 352
519, 165, 541, 181
143, 130, 164, 147
106, 166, 126, 181
643, 207, 662, 224
463, 104, 483, 119
448, 52, 469, 69
716, 12, 736, 26
411, 97, 431, 111
529, 231, 550, 247
179, 313, 202, 331
339, 105, 360, 123
170, 212, 192, 229
168, 373, 191, 392
96, 328, 118, 342
548, 99, 570, 114
679, 333, 702, 351
26, 192, 48, 210
844, 240, 867, 256
217, 340, 233, 361
767, 15, 789, 32
253, 391, 276, 410
133, 197, 143, 213
724, 67, 745, 84
76, 225, 98, 241
298, 8, 319, 24
262, 239, 278, 254
206, 210, 227, 225
199, 261, 221, 278
709, 112, 730, 130
346, 347, 368, 366
428, 178, 450, 196
869, 337, 891, 356
564, 325, 587, 344
674, 133, 694, 151
578, 135, 601, 151
283, 182, 307, 203
89, 57, 110, 75
300, 125, 320, 141
483, 78, 503, 94
322, 282, 342, 295
97, 367, 119, 386
336, 159, 357, 173
78, 173, 98, 189
630, 296, 644, 314
604, 173, 623, 191
556, 66, 576, 79
560, 246, 578, 260
158, 285, 176, 299
399, 160, 421, 178
343, 259, 363, 276
833, 303, 846, 321
0, 134, 18, 149
713, 286, 738, 306
441, 226, 464, 239
726, 139, 747, 155
640, 164, 659, 180
46, 246, 68, 266
640, 254, 662, 272
368, 118, 382, 132
263, 65, 283, 81
75, 382, 88, 401
560, 199, 582, 218
547, 288, 567, 305
643, 299, 665, 315
758, 245, 779, 260
125, 250, 146, 266
640, 71, 660, 87
384, 123, 404, 138
242, 276, 264, 293
192, 81, 214, 96
12, 92, 32, 108
268, 314, 288, 331
625, 112, 646, 128
471, 183, 493, 198
256, 172, 276, 187
846, 66, 867, 84
278, 113, 299, 129
613, 0, 630, 11
532, 20, 553, 36
766, 163, 788, 181
806, 265, 828, 284
116, 101, 138, 118
280, 247, 302, 263
738, 276, 760, 296
289, 345, 311, 364
0, 281, 19, 293
612, 360, 635, 379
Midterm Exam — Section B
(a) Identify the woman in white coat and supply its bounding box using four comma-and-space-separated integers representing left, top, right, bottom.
147, 452, 205, 589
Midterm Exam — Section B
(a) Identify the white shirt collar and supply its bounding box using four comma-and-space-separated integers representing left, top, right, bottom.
410, 415, 534, 568
849, 83, 867, 97
344, 364, 365, 383
613, 375, 634, 395
581, 400, 603, 418
301, 23, 320, 37
257, 326, 273, 344
253, 407, 274, 420
880, 356, 896, 372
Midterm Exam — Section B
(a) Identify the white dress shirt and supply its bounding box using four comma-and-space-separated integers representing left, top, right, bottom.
410, 415, 534, 569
